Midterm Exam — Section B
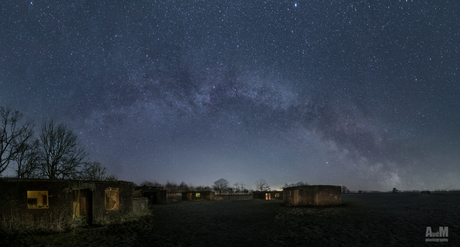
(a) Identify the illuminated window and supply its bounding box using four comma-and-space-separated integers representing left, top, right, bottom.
27, 191, 49, 209
196, 193, 200, 198
105, 187, 119, 210
275, 193, 280, 198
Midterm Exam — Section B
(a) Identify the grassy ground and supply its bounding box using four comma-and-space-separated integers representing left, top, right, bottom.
1, 193, 459, 246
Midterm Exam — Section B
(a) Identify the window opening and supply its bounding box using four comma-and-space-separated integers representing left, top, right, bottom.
27, 191, 49, 209
105, 187, 120, 210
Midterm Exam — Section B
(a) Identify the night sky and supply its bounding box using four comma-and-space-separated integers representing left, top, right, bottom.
1, 1, 459, 191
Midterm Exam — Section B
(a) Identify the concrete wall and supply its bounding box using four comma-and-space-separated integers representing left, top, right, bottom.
132, 197, 149, 214
90, 180, 133, 223
284, 185, 341, 206
0, 179, 73, 224
181, 191, 215, 201
214, 194, 252, 200
135, 186, 167, 204
253, 191, 284, 200
0, 178, 133, 225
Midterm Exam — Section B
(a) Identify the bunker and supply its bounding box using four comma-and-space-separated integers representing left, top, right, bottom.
283, 185, 342, 206
182, 191, 215, 201
252, 191, 284, 200
134, 186, 167, 205
0, 178, 134, 225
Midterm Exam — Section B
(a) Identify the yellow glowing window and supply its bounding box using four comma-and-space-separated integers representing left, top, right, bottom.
105, 187, 120, 210
27, 191, 49, 209
196, 193, 200, 198
275, 193, 280, 197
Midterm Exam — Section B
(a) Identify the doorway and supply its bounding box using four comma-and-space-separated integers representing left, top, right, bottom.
293, 190, 299, 205
265, 193, 271, 200
73, 189, 93, 224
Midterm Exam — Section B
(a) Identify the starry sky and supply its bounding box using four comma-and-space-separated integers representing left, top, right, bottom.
1, 0, 459, 191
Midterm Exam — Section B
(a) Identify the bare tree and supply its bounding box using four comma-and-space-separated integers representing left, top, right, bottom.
15, 139, 40, 178
234, 182, 247, 194
165, 181, 178, 192
255, 179, 270, 191
234, 183, 241, 193
80, 161, 112, 181
105, 174, 118, 181
140, 180, 155, 186
178, 181, 189, 191
37, 120, 87, 179
0, 105, 34, 175
213, 178, 229, 194
195, 185, 211, 191
140, 180, 163, 187
282, 181, 308, 189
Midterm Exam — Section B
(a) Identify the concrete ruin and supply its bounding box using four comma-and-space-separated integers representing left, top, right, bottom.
182, 191, 215, 201
0, 178, 134, 225
283, 185, 342, 206
134, 186, 167, 205
132, 197, 149, 214
214, 194, 252, 200
252, 191, 284, 200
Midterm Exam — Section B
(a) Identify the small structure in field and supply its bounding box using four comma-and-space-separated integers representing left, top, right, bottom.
132, 197, 149, 214
182, 191, 215, 201
283, 185, 342, 206
0, 178, 134, 225
420, 190, 431, 195
214, 194, 252, 200
134, 186, 167, 205
252, 191, 283, 200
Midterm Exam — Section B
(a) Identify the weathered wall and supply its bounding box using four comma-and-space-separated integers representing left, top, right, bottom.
252, 192, 266, 200
0, 179, 74, 224
284, 185, 341, 206
181, 191, 215, 201
253, 191, 284, 200
135, 186, 167, 204
0, 179, 134, 225
314, 186, 341, 206
132, 197, 149, 214
214, 194, 252, 200
143, 190, 167, 204
91, 181, 133, 223
271, 191, 283, 200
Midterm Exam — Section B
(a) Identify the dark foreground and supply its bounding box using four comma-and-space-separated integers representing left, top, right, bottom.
2, 193, 459, 246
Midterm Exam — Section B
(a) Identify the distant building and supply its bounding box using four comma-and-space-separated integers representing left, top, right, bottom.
182, 191, 215, 201
0, 178, 134, 225
134, 186, 167, 205
283, 185, 342, 206
252, 191, 283, 200
213, 194, 252, 200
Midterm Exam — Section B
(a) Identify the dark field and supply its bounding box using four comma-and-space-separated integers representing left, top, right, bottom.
2, 193, 459, 246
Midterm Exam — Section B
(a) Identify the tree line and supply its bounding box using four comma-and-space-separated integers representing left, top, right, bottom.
139, 178, 278, 194
138, 178, 251, 194
0, 105, 114, 181
139, 178, 328, 193
138, 180, 213, 193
